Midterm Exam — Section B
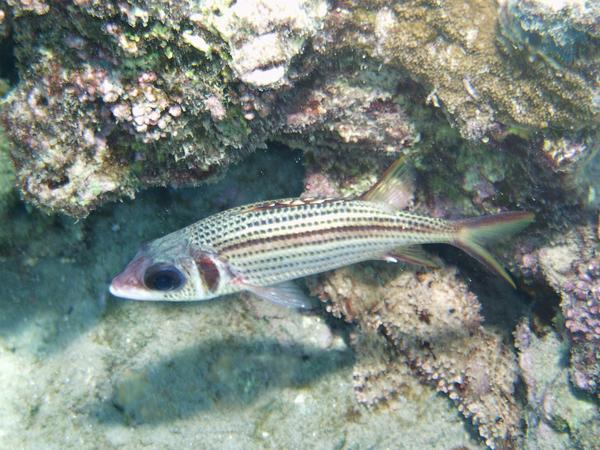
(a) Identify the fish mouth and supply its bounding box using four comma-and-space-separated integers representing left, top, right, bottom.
108, 278, 156, 301
108, 282, 156, 300
109, 255, 157, 301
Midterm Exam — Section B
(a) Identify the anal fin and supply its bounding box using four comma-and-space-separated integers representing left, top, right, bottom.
240, 280, 316, 310
382, 245, 440, 268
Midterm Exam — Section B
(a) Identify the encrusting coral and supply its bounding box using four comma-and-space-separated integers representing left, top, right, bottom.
3, 58, 134, 215
318, 0, 599, 140
1, 0, 599, 216
1, 0, 320, 216
198, 0, 329, 89
309, 265, 522, 449
515, 320, 599, 449
536, 225, 600, 394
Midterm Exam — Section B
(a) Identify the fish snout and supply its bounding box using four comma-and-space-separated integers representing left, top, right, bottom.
109, 255, 151, 299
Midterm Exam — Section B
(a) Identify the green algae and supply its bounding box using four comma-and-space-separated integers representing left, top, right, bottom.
0, 123, 16, 216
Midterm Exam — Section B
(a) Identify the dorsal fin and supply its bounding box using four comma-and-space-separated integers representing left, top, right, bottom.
361, 155, 415, 210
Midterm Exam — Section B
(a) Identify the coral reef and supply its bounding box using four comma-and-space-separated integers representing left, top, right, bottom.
515, 321, 599, 449
499, 0, 600, 88
279, 62, 420, 199
199, 0, 328, 89
1, 0, 599, 447
1, 0, 599, 216
309, 265, 522, 448
2, 58, 135, 216
0, 0, 280, 216
318, 0, 598, 140
536, 225, 600, 394
280, 65, 417, 153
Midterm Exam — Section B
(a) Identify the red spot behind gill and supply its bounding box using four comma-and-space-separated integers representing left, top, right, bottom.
197, 255, 220, 292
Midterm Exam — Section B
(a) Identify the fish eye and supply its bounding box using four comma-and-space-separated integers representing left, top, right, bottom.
143, 264, 185, 291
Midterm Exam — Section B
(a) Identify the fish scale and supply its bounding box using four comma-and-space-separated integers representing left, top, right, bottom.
182, 198, 455, 287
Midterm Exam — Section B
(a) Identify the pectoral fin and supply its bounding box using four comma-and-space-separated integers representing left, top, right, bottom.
240, 280, 316, 309
382, 245, 440, 268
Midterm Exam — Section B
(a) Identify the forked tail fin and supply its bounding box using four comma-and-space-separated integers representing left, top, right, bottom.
452, 211, 534, 288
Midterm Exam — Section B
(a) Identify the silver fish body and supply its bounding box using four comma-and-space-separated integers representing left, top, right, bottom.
197, 198, 452, 290
109, 158, 534, 307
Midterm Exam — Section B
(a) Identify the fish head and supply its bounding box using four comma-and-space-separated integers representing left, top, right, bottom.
109, 232, 214, 301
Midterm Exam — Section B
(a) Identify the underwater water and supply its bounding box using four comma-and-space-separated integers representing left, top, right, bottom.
1, 1, 599, 449
1, 148, 488, 449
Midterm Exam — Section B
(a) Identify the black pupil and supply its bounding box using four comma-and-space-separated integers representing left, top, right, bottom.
144, 265, 184, 291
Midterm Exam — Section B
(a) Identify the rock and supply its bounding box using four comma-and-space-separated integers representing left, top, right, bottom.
1, 0, 599, 216
310, 265, 522, 448
515, 321, 599, 449
537, 226, 600, 394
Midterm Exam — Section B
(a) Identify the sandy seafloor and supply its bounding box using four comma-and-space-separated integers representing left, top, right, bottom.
0, 147, 485, 449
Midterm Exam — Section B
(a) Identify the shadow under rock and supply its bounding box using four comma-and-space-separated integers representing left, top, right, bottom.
0, 208, 108, 354
431, 244, 531, 332
91, 337, 354, 425
0, 146, 305, 355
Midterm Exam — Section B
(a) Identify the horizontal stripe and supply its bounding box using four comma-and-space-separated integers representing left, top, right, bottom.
184, 198, 455, 288
218, 223, 445, 255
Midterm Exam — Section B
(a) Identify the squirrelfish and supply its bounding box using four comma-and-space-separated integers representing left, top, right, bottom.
109, 158, 534, 308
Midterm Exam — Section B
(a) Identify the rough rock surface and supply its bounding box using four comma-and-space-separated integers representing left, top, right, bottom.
0, 124, 14, 215
515, 321, 599, 449
309, 266, 522, 449
536, 225, 600, 394
1, 0, 599, 216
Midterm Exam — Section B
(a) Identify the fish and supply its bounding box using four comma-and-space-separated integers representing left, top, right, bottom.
109, 157, 534, 308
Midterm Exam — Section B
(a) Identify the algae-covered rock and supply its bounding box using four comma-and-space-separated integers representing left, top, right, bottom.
0, 0, 280, 216
537, 226, 600, 394
0, 123, 15, 215
1, 0, 599, 216
200, 0, 328, 88
515, 321, 599, 449
310, 266, 523, 449
318, 0, 599, 140
499, 0, 600, 92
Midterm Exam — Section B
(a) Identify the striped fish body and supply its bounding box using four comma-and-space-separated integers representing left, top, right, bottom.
109, 156, 533, 306
190, 198, 453, 295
